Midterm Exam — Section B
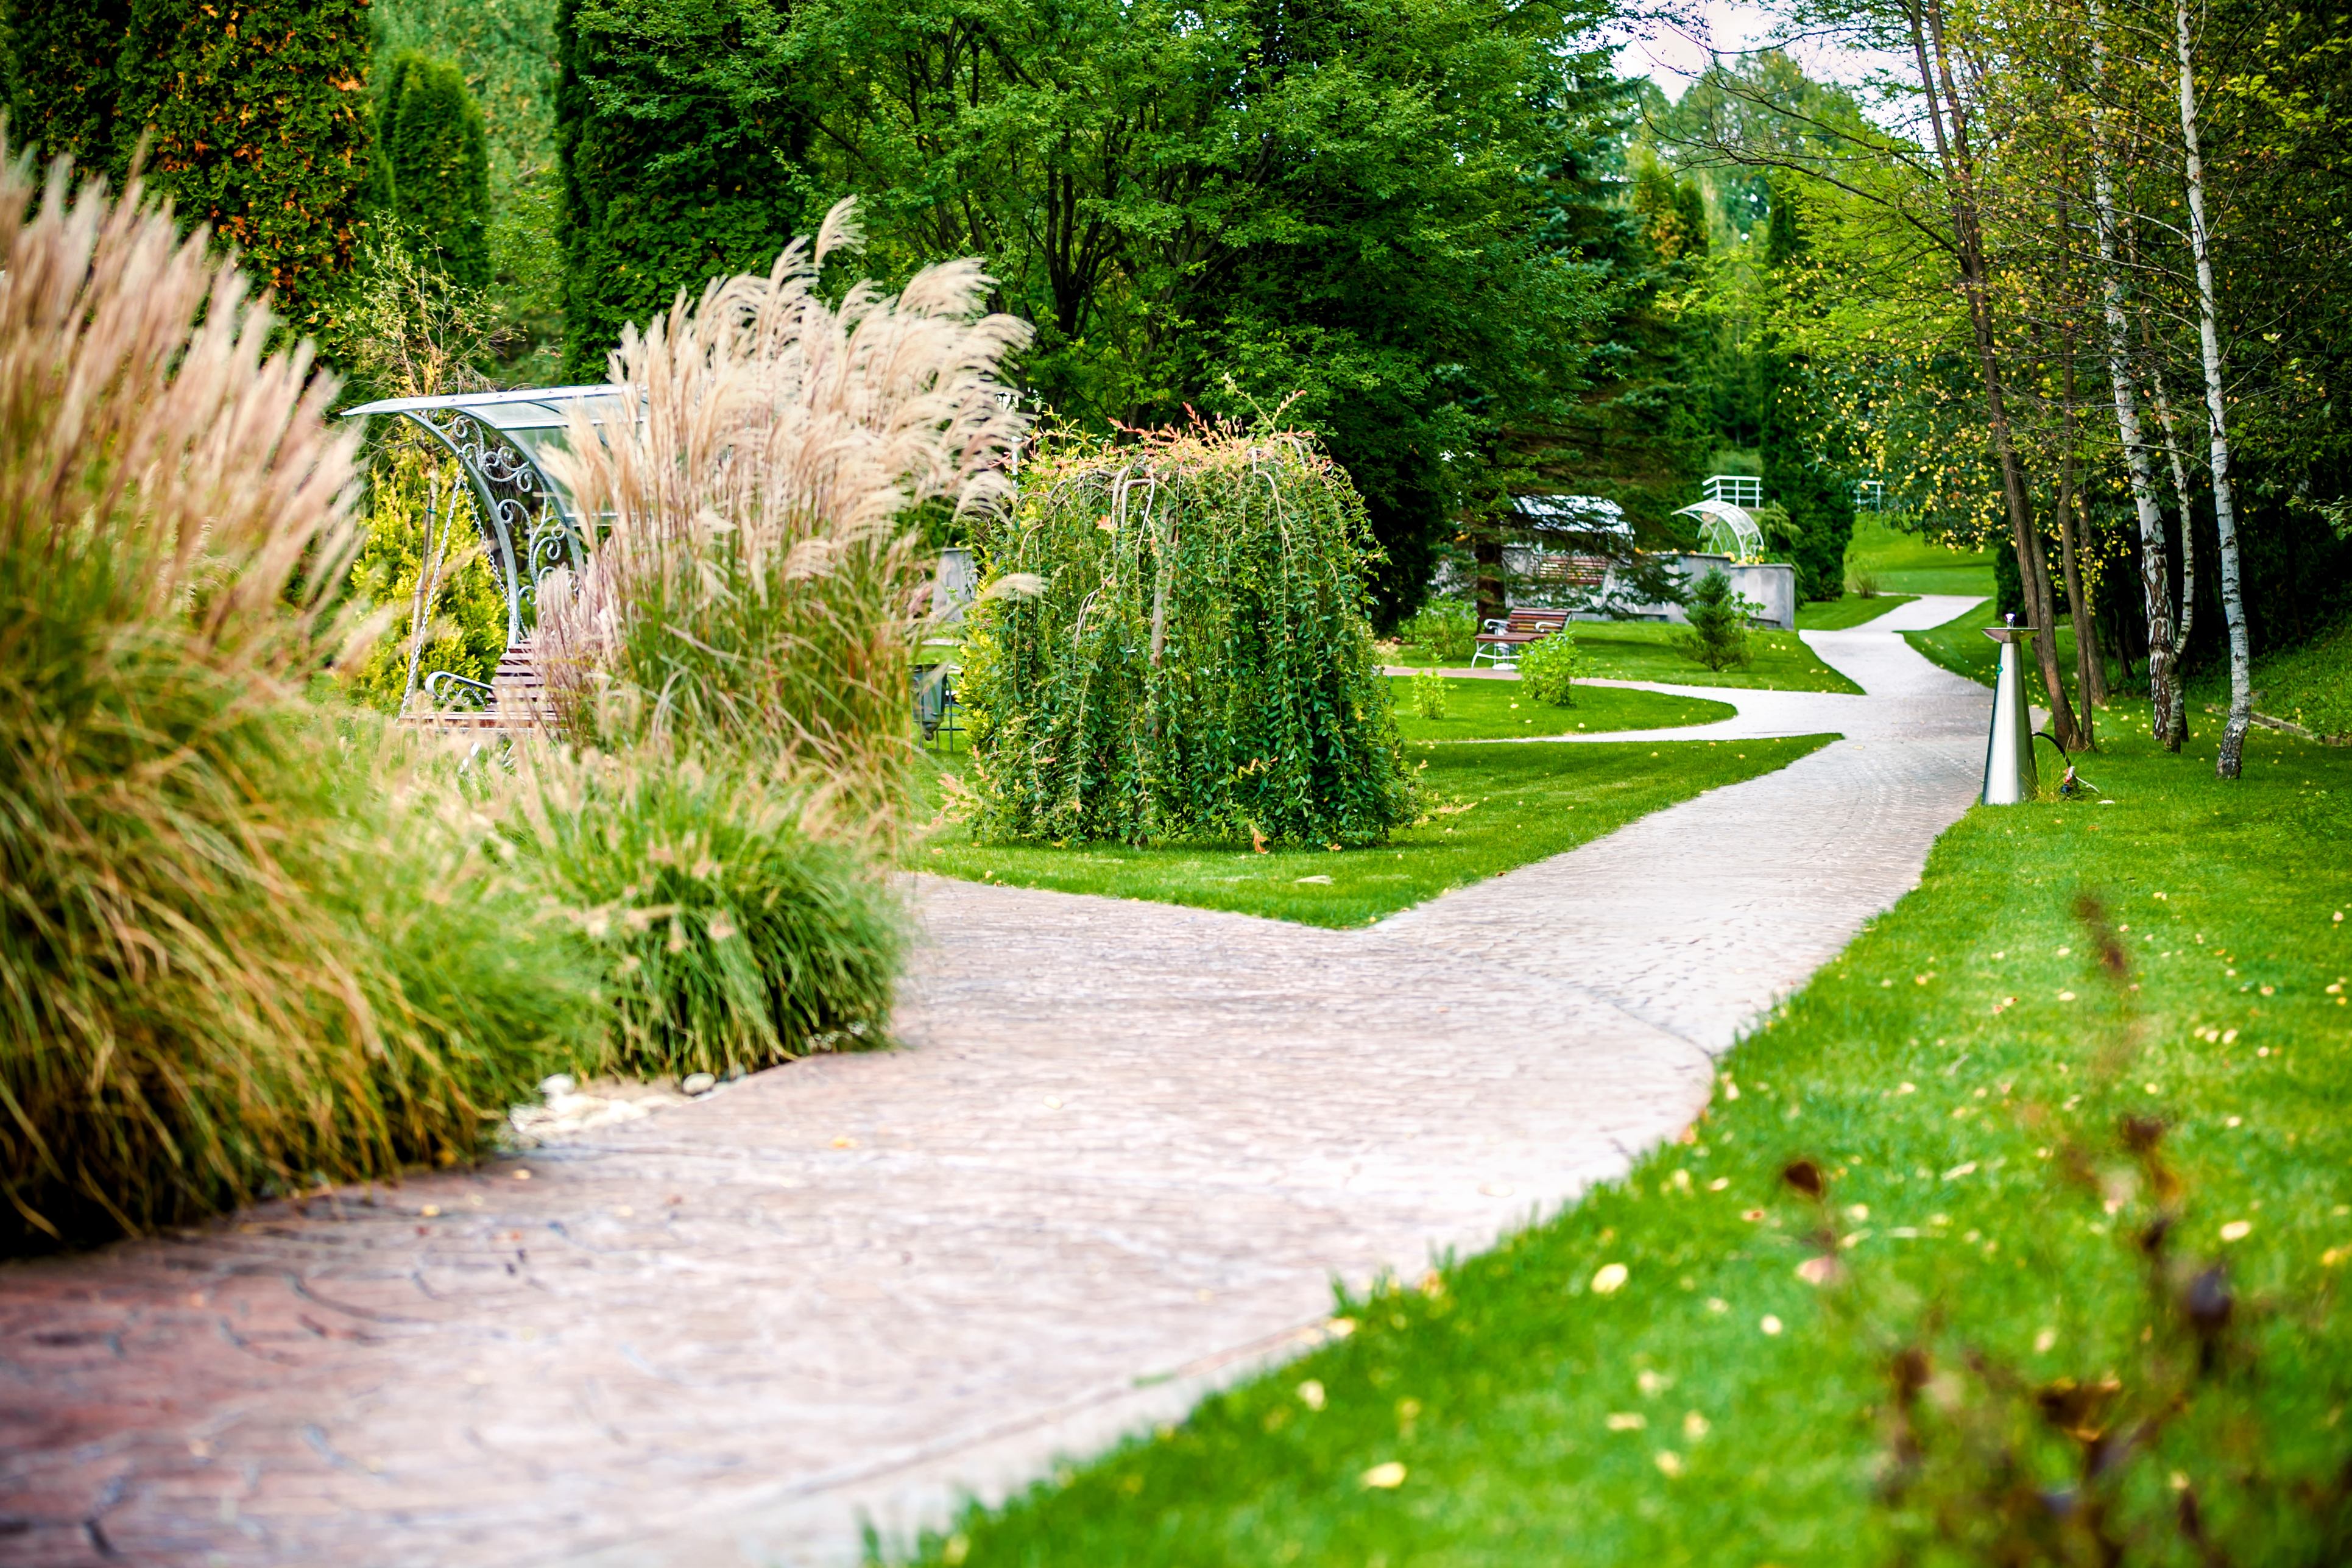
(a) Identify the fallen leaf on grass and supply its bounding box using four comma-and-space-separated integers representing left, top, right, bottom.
1592, 1262, 1629, 1294
1361, 1462, 1407, 1489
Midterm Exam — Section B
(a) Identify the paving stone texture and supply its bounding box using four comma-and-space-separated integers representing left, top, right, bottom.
0, 598, 1992, 1568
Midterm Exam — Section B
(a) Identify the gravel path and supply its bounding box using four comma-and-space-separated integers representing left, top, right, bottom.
0, 599, 1991, 1568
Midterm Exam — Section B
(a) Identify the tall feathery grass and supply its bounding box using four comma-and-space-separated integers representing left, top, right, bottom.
0, 150, 600, 1252
539, 200, 1031, 836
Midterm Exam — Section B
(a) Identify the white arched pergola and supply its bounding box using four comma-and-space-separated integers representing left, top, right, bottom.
1673, 498, 1765, 563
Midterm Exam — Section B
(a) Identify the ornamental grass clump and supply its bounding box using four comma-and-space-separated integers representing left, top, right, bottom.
0, 151, 599, 1252
537, 199, 1031, 836
959, 425, 1415, 847
506, 755, 903, 1078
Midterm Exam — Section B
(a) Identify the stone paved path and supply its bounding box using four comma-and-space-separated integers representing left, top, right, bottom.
0, 599, 1991, 1568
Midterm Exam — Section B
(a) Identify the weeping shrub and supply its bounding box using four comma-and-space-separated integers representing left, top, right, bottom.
506, 755, 903, 1078
538, 199, 1030, 838
959, 425, 1416, 847
0, 150, 599, 1253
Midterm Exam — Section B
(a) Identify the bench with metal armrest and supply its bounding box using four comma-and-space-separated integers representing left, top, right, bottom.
1470, 607, 1572, 668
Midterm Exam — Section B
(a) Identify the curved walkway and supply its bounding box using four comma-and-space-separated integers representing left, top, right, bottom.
0, 599, 1991, 1568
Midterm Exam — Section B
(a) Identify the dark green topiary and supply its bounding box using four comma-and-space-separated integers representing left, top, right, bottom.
114, 0, 375, 337
4, 0, 133, 172
373, 49, 491, 288
554, 0, 814, 379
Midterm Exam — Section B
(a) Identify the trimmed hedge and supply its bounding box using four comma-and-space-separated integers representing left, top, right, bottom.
374, 50, 492, 287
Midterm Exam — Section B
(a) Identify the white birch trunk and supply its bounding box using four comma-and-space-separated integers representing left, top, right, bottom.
2088, 0, 2178, 745
2177, 0, 2252, 778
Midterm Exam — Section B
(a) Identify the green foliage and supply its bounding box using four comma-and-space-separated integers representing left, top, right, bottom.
1759, 180, 1855, 603
374, 51, 492, 288
1401, 599, 1478, 663
1674, 567, 1752, 672
339, 442, 509, 714
1407, 669, 1448, 720
4, 0, 131, 169
1516, 629, 1580, 705
508, 757, 903, 1078
553, 0, 813, 379
961, 427, 1416, 848
0, 158, 596, 1252
115, 0, 376, 337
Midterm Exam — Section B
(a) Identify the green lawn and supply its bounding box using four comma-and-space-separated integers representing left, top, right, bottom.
907, 727, 2352, 1567
2185, 615, 2352, 741
913, 736, 1832, 928
1846, 512, 1999, 597
1385, 624, 1860, 694
1389, 676, 1732, 742
1795, 593, 1917, 631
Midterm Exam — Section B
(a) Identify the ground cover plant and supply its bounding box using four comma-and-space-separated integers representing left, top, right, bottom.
958, 423, 1414, 848
1798, 593, 1918, 630
1386, 677, 1732, 741
902, 724, 2352, 1565
0, 155, 599, 1252
917, 736, 1829, 927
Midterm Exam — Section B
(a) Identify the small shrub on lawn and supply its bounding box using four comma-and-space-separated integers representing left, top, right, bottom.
1516, 629, 1579, 705
1402, 598, 1478, 663
1674, 567, 1755, 672
1407, 669, 1448, 719
0, 152, 597, 1252
508, 754, 905, 1079
960, 422, 1415, 847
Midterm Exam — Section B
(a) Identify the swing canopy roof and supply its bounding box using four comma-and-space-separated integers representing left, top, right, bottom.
1673, 498, 1765, 562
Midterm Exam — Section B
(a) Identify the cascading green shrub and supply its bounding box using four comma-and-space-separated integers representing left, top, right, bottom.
1516, 628, 1580, 705
959, 425, 1416, 847
0, 152, 599, 1253
507, 755, 905, 1078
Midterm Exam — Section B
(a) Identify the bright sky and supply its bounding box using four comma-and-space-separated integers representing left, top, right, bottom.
1611, 1, 1909, 101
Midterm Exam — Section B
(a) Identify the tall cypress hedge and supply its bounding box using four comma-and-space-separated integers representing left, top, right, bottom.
554, 0, 813, 380
5, 0, 133, 172
374, 50, 492, 288
87, 0, 375, 336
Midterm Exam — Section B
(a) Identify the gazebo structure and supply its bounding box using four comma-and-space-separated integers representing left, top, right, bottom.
1673, 496, 1765, 562
339, 386, 635, 649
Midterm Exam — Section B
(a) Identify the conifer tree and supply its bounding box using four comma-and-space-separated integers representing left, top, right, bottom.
1759, 179, 1856, 602
4, 0, 132, 172
374, 51, 492, 289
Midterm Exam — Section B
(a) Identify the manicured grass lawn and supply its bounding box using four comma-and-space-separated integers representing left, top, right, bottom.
1389, 676, 1733, 742
913, 736, 1832, 928
1795, 593, 1917, 630
2185, 614, 2352, 741
1846, 512, 1998, 597
1385, 625, 1860, 694
908, 727, 2352, 1566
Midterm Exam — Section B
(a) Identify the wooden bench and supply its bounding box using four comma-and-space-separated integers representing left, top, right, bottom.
1471, 607, 1572, 668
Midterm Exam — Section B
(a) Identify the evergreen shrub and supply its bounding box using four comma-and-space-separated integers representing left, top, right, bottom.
1516, 629, 1580, 705
340, 443, 509, 713
1675, 568, 1756, 672
373, 51, 492, 288
509, 757, 903, 1079
0, 155, 598, 1253
959, 426, 1416, 847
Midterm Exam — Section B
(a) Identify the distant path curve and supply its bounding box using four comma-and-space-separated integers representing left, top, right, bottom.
0, 600, 1991, 1568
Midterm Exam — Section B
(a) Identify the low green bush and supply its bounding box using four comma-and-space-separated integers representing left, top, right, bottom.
1516, 629, 1580, 705
509, 756, 905, 1079
961, 424, 1416, 847
1407, 668, 1448, 719
1402, 599, 1478, 663
0, 154, 599, 1252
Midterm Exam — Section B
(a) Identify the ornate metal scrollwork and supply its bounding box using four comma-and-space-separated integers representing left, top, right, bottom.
400, 408, 587, 646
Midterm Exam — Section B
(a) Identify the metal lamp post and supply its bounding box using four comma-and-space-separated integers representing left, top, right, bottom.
1980, 615, 2038, 805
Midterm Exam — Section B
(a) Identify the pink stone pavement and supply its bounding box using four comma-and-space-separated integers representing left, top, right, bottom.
0, 598, 1991, 1568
